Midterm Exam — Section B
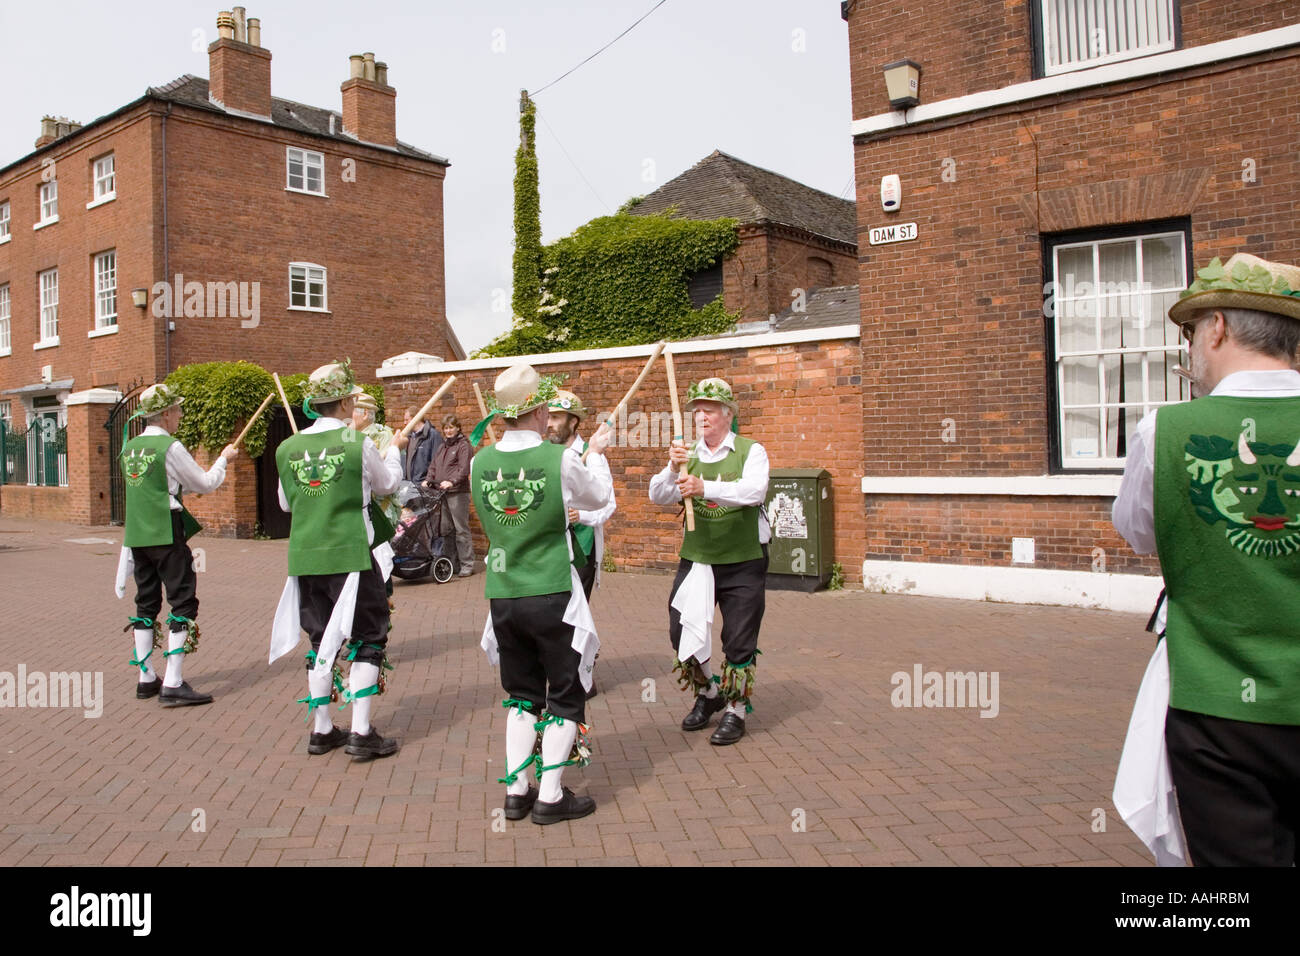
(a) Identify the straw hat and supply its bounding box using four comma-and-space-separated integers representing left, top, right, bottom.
137, 383, 184, 418
351, 386, 379, 412
686, 378, 738, 415
548, 389, 589, 420
303, 361, 356, 408
1169, 253, 1300, 326
487, 364, 562, 419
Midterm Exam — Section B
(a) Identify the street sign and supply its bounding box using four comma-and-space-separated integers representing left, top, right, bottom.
869, 221, 918, 245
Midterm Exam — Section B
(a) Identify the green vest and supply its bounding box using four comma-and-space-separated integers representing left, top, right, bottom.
276, 430, 371, 576
569, 438, 596, 564
1153, 396, 1300, 725
122, 435, 201, 547
680, 436, 763, 565
471, 440, 571, 599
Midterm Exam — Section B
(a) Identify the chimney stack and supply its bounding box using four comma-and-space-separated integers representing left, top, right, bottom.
34, 115, 82, 149
341, 51, 396, 147
208, 8, 272, 117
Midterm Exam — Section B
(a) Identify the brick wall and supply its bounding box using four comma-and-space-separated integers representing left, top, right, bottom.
0, 108, 160, 397
62, 400, 113, 525
845, 1, 1300, 122
183, 446, 259, 538
162, 106, 450, 376
383, 336, 866, 582
847, 6, 1297, 578
723, 226, 857, 321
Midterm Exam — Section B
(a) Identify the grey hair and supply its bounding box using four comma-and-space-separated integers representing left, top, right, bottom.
1205, 307, 1300, 361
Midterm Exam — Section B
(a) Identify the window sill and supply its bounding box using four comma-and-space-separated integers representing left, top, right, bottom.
33, 337, 60, 350
33, 216, 59, 231
88, 325, 119, 338
85, 193, 116, 210
285, 186, 328, 198
287, 305, 331, 314
0, 348, 11, 358
0, 235, 10, 245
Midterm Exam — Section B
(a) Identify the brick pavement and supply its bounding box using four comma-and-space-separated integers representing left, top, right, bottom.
0, 515, 1159, 866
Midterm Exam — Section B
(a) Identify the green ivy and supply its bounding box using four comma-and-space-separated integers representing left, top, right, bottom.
479, 211, 740, 357
512, 91, 542, 324
162, 362, 384, 458
828, 562, 845, 591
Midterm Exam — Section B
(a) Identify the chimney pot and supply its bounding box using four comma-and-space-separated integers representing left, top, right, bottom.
217, 10, 235, 40
349, 54, 364, 79
247, 17, 261, 46
363, 52, 376, 82
233, 6, 247, 42
375, 62, 388, 86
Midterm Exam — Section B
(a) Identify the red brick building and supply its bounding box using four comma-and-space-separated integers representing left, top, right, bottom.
843, 0, 1300, 608
0, 8, 450, 526
629, 151, 858, 321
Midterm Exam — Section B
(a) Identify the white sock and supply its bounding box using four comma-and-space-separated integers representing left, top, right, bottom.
726, 700, 746, 718
697, 659, 718, 698
348, 662, 379, 736
308, 667, 333, 734
538, 718, 578, 804
133, 628, 157, 682
504, 708, 538, 797
163, 629, 186, 688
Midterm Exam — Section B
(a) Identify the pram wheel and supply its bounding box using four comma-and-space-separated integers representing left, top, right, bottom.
432, 556, 455, 583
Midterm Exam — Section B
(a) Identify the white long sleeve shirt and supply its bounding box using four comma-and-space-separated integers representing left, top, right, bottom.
649, 431, 771, 543
1112, 369, 1300, 554
276, 417, 403, 545
570, 434, 616, 528
141, 424, 227, 510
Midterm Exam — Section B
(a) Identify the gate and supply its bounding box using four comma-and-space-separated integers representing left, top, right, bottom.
104, 380, 146, 525
255, 404, 309, 539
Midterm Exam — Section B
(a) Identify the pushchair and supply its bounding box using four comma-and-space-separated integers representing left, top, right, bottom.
391, 481, 459, 583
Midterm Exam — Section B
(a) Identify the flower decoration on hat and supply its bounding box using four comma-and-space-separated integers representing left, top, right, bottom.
137, 383, 185, 418
686, 378, 738, 414
1169, 254, 1300, 325
303, 360, 357, 408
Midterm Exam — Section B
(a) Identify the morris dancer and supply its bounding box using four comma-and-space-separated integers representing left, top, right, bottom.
649, 378, 770, 745
114, 383, 237, 705
1113, 253, 1300, 865
471, 365, 613, 824
548, 389, 615, 699
270, 362, 406, 758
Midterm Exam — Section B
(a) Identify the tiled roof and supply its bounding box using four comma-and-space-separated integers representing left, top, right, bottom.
629, 150, 856, 247
147, 74, 448, 163
694, 284, 861, 340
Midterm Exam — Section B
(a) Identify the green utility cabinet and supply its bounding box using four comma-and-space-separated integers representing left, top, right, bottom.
764, 468, 833, 592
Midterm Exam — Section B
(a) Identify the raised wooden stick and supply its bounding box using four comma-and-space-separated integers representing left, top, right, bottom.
272, 373, 298, 435
663, 348, 695, 531
399, 375, 457, 439
582, 340, 666, 464
232, 392, 276, 448
472, 382, 497, 445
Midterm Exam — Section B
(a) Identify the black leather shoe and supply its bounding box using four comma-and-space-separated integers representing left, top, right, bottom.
531, 788, 596, 825
308, 726, 349, 755
136, 677, 162, 700
681, 693, 725, 731
504, 786, 539, 821
159, 681, 213, 707
345, 728, 399, 758
709, 712, 746, 745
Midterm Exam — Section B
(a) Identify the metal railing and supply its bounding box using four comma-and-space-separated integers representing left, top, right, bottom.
0, 420, 67, 487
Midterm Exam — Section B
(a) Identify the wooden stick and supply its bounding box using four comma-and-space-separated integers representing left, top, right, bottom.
582, 340, 666, 464
472, 382, 497, 445
272, 373, 298, 435
232, 392, 276, 448
398, 375, 457, 439
663, 349, 695, 531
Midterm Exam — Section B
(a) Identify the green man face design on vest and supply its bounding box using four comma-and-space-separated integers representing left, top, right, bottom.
693, 497, 733, 520
1186, 431, 1300, 557
480, 467, 547, 526
122, 449, 157, 487
289, 446, 347, 497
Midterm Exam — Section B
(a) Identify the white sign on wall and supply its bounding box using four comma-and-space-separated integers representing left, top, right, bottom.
868, 222, 918, 246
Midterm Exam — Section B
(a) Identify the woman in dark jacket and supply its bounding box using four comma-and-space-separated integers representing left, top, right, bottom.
424, 415, 474, 575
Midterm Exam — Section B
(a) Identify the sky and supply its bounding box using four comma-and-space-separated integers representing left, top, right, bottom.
0, 1, 856, 353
